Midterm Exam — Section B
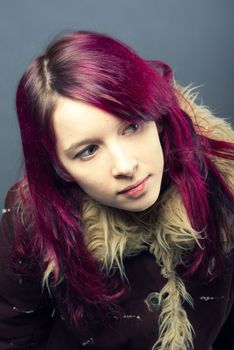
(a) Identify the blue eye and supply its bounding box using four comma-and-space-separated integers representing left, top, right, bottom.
124, 123, 142, 134
75, 145, 98, 159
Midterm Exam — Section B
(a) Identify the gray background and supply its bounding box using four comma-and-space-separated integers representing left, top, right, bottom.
1, 0, 234, 211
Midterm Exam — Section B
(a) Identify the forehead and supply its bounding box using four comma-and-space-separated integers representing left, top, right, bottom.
53, 97, 121, 149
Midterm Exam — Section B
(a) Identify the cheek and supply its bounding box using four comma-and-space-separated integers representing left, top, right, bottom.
75, 173, 107, 195
141, 135, 163, 163
149, 144, 164, 175
62, 157, 110, 193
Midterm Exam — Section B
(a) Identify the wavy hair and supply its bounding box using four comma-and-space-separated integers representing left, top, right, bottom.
14, 31, 234, 349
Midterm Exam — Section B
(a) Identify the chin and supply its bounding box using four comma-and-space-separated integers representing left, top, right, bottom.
126, 204, 156, 212
124, 196, 159, 213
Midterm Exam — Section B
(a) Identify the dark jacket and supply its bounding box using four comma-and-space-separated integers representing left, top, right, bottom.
0, 186, 233, 350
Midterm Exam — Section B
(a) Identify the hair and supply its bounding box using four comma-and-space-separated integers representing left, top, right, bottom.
13, 31, 234, 349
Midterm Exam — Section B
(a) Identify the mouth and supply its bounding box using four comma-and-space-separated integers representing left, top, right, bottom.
118, 176, 149, 195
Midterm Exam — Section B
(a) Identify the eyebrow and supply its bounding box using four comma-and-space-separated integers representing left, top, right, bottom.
64, 138, 99, 155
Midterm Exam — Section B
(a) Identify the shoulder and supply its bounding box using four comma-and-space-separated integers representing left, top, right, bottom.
0, 179, 47, 296
1, 182, 20, 248
175, 83, 234, 189
0, 182, 55, 350
175, 84, 234, 242
1, 182, 20, 217
0, 178, 30, 255
174, 83, 234, 142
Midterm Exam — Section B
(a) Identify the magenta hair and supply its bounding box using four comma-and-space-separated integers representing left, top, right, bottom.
13, 31, 234, 326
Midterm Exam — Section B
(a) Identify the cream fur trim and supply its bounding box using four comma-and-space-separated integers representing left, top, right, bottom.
15, 85, 233, 350
153, 273, 194, 350
82, 85, 233, 350
175, 83, 234, 193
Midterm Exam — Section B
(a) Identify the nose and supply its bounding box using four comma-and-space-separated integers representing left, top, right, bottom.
111, 151, 138, 178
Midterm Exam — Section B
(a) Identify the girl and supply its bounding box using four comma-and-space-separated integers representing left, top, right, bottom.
0, 31, 233, 350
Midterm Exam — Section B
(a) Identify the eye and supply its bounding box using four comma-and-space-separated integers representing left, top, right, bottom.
74, 145, 98, 159
123, 122, 142, 135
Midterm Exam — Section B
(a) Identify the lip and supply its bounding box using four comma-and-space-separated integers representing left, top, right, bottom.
118, 176, 149, 194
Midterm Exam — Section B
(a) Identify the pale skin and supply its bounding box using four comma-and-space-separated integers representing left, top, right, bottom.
53, 97, 164, 212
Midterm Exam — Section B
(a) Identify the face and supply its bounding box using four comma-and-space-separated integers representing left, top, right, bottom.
53, 97, 164, 212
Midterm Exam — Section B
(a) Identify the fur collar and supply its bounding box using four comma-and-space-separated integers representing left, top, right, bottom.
82, 86, 234, 349
83, 85, 234, 268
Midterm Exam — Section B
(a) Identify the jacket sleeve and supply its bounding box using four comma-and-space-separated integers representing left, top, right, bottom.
212, 253, 234, 350
0, 185, 54, 349
212, 306, 234, 350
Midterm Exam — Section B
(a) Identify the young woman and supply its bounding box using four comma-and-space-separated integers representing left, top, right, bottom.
0, 31, 233, 350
